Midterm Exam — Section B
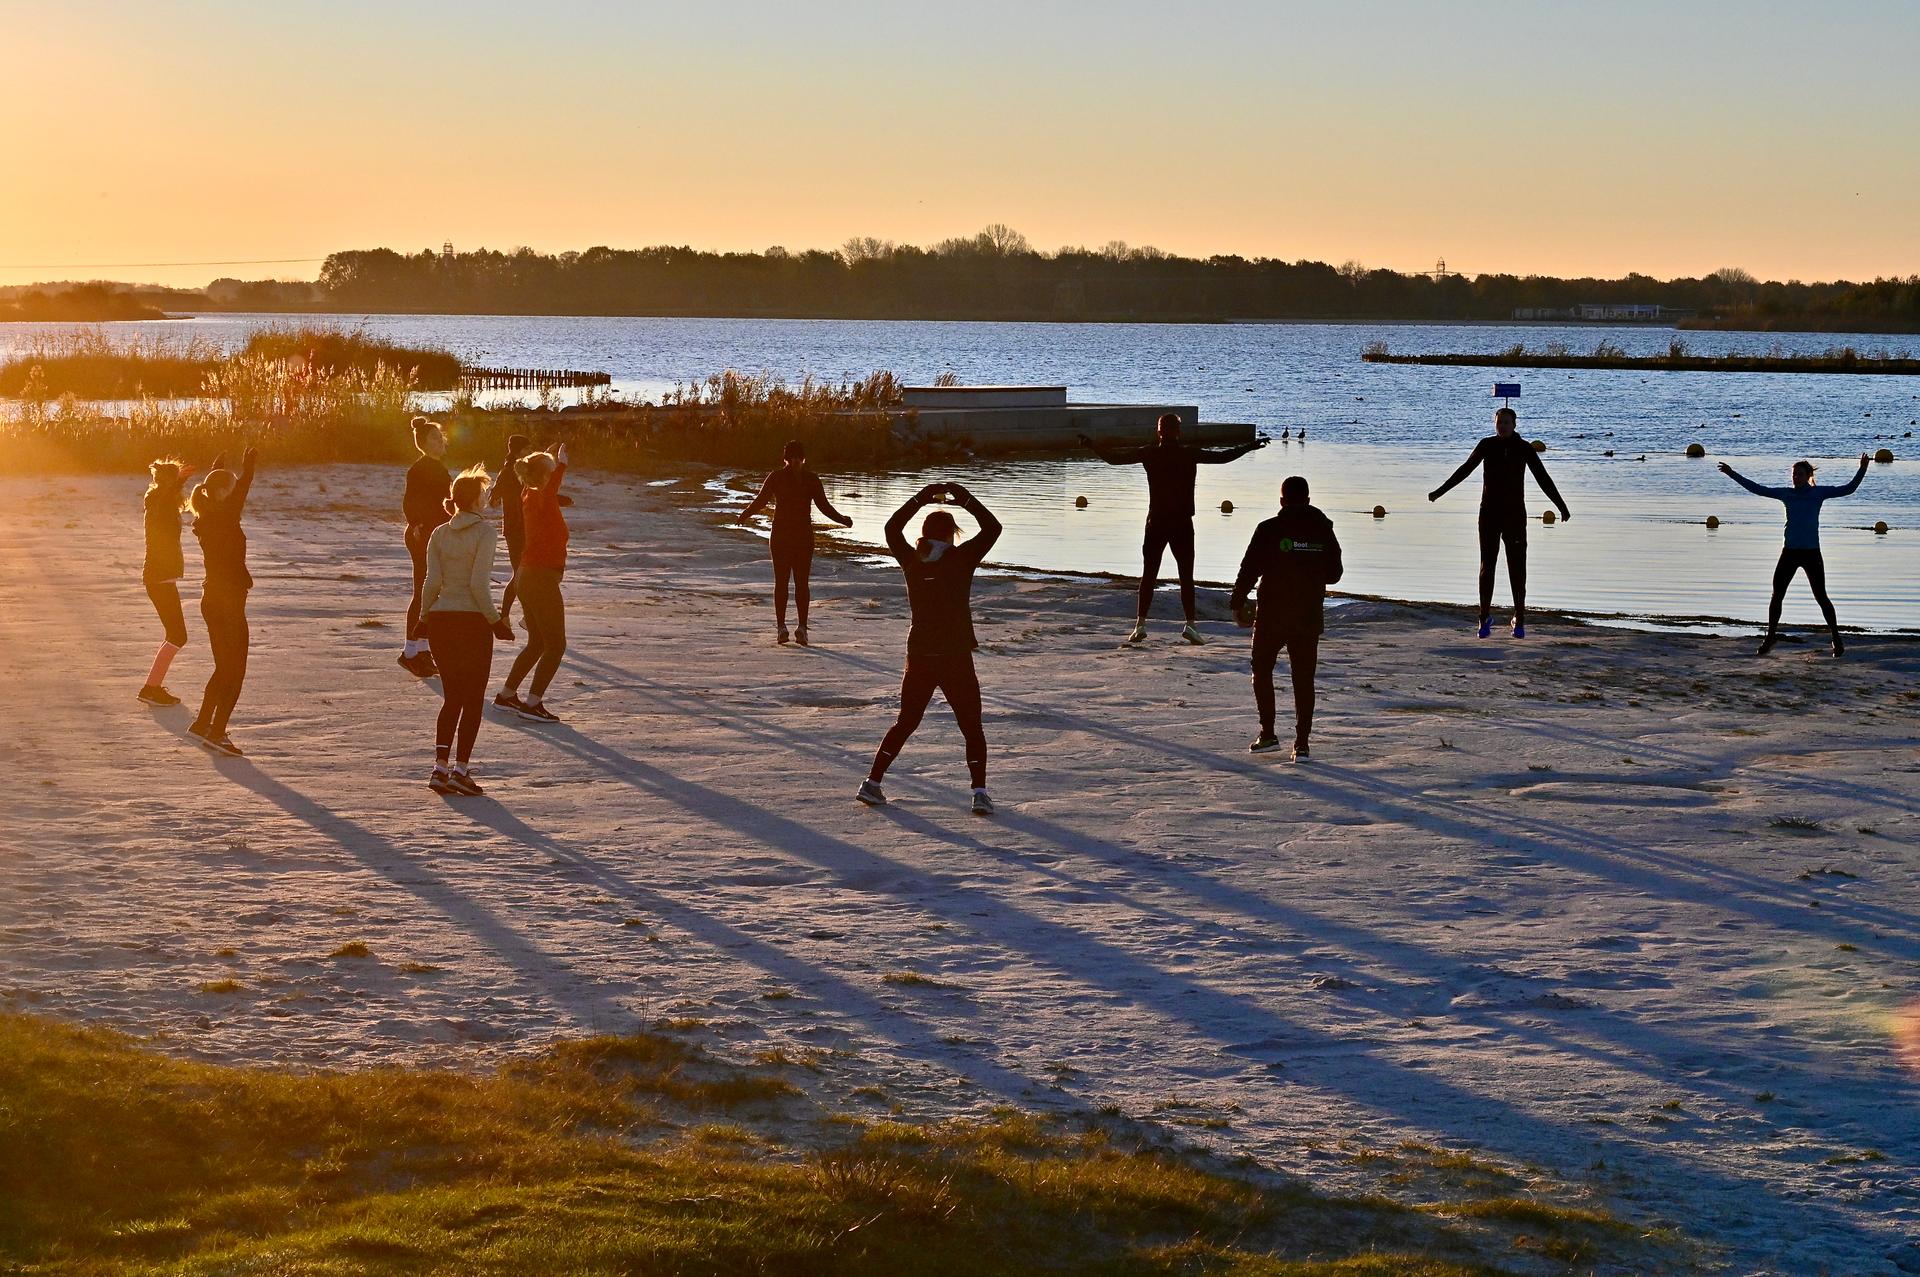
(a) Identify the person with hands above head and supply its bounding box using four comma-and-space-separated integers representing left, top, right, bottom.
738, 438, 854, 646
1718, 451, 1870, 658
1428, 405, 1569, 639
1230, 475, 1343, 762
400, 417, 452, 678
494, 442, 572, 723
137, 455, 199, 707
187, 445, 258, 757
858, 481, 1003, 816
1079, 413, 1266, 645
491, 432, 573, 625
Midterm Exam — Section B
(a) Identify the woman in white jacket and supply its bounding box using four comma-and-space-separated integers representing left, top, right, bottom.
421, 465, 511, 794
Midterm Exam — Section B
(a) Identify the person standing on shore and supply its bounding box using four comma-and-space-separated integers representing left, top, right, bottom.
421, 465, 512, 794
138, 458, 197, 707
1718, 452, 1870, 657
1230, 475, 1343, 761
858, 482, 1003, 815
1427, 406, 1570, 638
737, 439, 854, 645
1080, 414, 1265, 645
401, 417, 452, 678
187, 447, 257, 757
494, 444, 570, 723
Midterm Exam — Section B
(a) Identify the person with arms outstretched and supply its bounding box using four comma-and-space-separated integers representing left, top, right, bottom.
1231, 475, 1343, 761
1080, 413, 1265, 645
1718, 452, 1870, 657
1428, 406, 1570, 638
859, 482, 1002, 815
738, 439, 853, 645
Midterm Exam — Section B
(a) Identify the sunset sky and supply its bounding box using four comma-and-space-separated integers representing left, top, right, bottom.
3, 0, 1916, 287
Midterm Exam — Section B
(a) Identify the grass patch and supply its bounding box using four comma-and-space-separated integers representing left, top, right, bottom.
328, 941, 374, 960
0, 1011, 1673, 1276
882, 970, 958, 989
1770, 816, 1826, 833
195, 979, 244, 995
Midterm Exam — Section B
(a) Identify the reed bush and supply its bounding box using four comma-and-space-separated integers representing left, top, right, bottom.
0, 325, 460, 400
646, 369, 907, 467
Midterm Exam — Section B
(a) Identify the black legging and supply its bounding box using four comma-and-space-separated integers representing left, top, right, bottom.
499, 532, 524, 620
771, 528, 814, 628
504, 565, 567, 700
405, 523, 431, 641
1140, 516, 1197, 621
428, 611, 494, 764
197, 582, 249, 734
869, 651, 987, 789
146, 579, 188, 647
1252, 629, 1319, 745
1477, 508, 1528, 619
1768, 548, 1839, 637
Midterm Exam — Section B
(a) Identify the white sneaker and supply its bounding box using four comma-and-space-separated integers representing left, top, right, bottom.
1125, 620, 1147, 643
1180, 623, 1205, 645
856, 779, 886, 806
970, 788, 994, 816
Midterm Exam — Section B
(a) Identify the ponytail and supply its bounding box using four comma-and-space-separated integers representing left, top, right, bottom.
445, 464, 491, 518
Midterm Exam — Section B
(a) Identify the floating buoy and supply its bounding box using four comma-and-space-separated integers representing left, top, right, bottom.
1542, 509, 1557, 524
1705, 515, 1721, 529
1875, 521, 1890, 534
1372, 505, 1387, 519
1074, 495, 1088, 508
1603, 449, 1615, 457
1685, 442, 1707, 458
1220, 499, 1233, 513
1875, 448, 1895, 463
1530, 439, 1547, 452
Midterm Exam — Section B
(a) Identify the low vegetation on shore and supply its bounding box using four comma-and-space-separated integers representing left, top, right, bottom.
0, 284, 167, 323
1362, 338, 1920, 375
0, 1011, 1685, 1275
0, 326, 463, 399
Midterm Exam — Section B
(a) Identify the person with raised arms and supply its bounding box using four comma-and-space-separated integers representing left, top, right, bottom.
400, 417, 452, 677
858, 482, 1002, 815
1080, 413, 1265, 645
187, 446, 257, 757
1427, 406, 1570, 638
493, 443, 571, 723
1230, 475, 1343, 762
1719, 452, 1871, 658
137, 457, 198, 707
737, 439, 854, 646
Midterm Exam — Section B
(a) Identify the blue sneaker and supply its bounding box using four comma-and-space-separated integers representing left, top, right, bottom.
1511, 621, 1527, 639
1477, 618, 1492, 639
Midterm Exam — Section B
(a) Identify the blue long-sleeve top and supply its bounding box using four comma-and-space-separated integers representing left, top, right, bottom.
1724, 459, 1867, 550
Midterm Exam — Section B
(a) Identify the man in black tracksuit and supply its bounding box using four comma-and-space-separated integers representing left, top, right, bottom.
1428, 406, 1570, 638
1230, 475, 1343, 760
1081, 413, 1265, 645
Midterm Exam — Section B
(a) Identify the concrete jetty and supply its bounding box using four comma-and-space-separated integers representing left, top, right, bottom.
895, 385, 1255, 452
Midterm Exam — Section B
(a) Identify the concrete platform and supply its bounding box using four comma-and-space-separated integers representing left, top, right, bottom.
894, 384, 1254, 453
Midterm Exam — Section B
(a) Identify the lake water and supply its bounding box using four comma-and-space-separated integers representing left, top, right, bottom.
4, 314, 1916, 631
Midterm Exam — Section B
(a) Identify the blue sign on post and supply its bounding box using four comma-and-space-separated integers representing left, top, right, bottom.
1492, 382, 1521, 399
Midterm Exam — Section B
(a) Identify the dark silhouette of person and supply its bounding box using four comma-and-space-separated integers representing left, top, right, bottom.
1428, 406, 1569, 638
1719, 452, 1870, 657
1080, 413, 1265, 645
738, 439, 853, 645
1230, 475, 1343, 761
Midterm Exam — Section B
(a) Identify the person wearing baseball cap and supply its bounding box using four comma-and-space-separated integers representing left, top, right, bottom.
1718, 451, 1872, 657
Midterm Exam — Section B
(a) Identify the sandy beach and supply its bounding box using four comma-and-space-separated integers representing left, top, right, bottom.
2, 463, 1917, 1275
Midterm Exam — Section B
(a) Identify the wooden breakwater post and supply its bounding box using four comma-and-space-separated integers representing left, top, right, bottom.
459, 366, 614, 391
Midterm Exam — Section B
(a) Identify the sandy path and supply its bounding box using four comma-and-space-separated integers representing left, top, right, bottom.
2, 464, 1917, 1275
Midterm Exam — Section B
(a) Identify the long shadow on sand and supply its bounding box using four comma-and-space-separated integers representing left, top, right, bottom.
484, 703, 1900, 1264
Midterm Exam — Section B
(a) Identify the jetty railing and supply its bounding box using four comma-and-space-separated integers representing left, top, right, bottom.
459, 366, 612, 390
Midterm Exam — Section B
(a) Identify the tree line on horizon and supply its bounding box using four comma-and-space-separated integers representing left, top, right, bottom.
13, 227, 1918, 330
308, 230, 1920, 330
